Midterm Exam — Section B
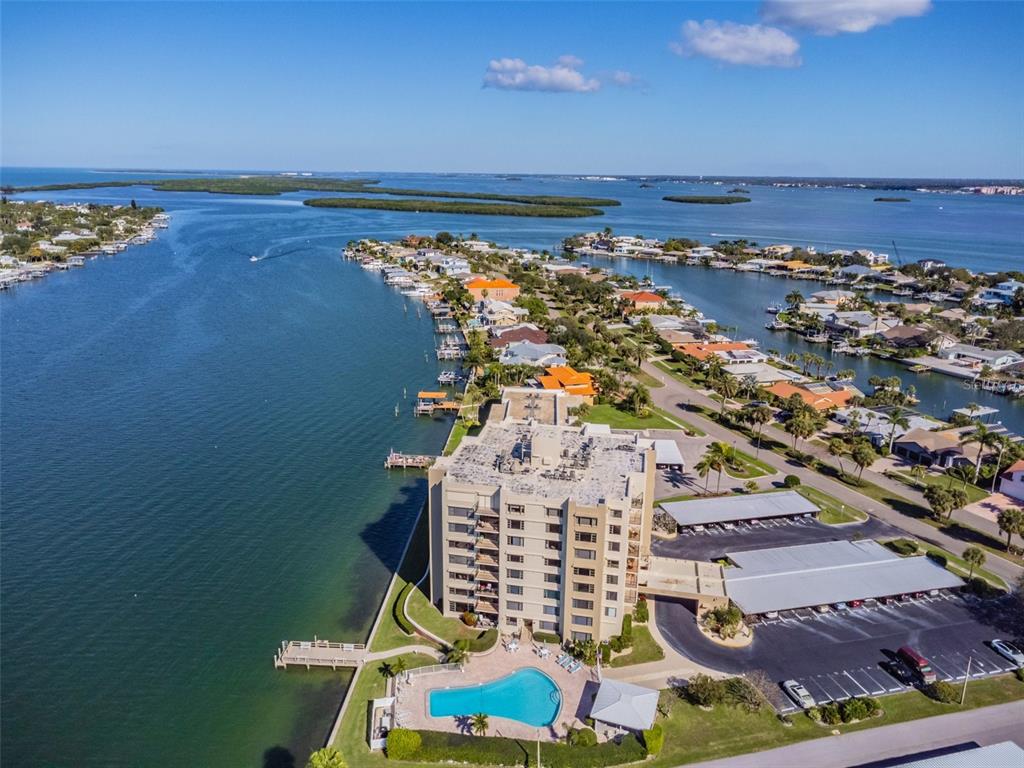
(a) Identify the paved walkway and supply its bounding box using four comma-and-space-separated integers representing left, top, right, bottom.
641, 361, 1023, 584
686, 700, 1024, 768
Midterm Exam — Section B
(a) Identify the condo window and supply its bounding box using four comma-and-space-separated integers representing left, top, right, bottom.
573, 567, 595, 577
572, 615, 594, 627
546, 523, 563, 535
543, 605, 558, 616
447, 523, 471, 534
575, 515, 597, 527
574, 548, 596, 560
571, 631, 592, 642
608, 542, 621, 553
608, 525, 621, 536
545, 540, 561, 551
448, 571, 471, 582
606, 559, 620, 569
572, 598, 593, 610
506, 617, 518, 626
606, 574, 619, 585
544, 558, 561, 568
573, 582, 595, 594
546, 508, 562, 518
448, 554, 472, 565
544, 573, 561, 584
448, 506, 473, 518
574, 532, 597, 543
605, 590, 618, 601
610, 510, 623, 519
539, 620, 558, 631
507, 585, 523, 595
507, 554, 524, 563
507, 536, 524, 546
507, 504, 524, 515
543, 589, 559, 600
507, 568, 523, 579
508, 519, 524, 530
507, 601, 523, 611
604, 606, 618, 618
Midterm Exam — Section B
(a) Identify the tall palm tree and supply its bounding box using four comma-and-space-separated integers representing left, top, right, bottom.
785, 289, 804, 309
715, 376, 739, 416
885, 406, 911, 452
627, 383, 652, 417
742, 405, 772, 457
694, 454, 714, 493
470, 712, 490, 736
961, 423, 994, 483
989, 434, 1013, 493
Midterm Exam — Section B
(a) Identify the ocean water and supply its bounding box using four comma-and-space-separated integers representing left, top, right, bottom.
1, 168, 1022, 766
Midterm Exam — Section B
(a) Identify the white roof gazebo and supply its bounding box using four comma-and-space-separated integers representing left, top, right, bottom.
589, 679, 659, 732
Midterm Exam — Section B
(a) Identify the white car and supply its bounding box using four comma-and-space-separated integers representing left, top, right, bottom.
782, 680, 815, 709
991, 639, 1024, 667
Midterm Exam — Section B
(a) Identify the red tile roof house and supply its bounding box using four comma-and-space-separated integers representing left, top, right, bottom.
487, 325, 549, 349
620, 291, 666, 312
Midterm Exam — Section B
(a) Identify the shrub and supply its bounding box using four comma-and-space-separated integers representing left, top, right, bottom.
862, 696, 881, 716
642, 723, 664, 756
532, 631, 561, 645
634, 596, 649, 623
393, 583, 415, 635
704, 603, 743, 639
600, 644, 611, 664
926, 551, 948, 567
888, 538, 919, 556
621, 614, 633, 644
386, 728, 422, 760
1016, 668, 1024, 683
723, 677, 765, 712
925, 681, 960, 704
806, 706, 821, 723
608, 635, 624, 653
783, 474, 801, 488
466, 628, 497, 652
460, 610, 477, 627
840, 697, 869, 723
686, 673, 725, 707
567, 727, 597, 747
819, 702, 843, 725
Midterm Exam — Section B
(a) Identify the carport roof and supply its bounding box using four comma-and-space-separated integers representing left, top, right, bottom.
890, 742, 1024, 768
660, 490, 818, 527
724, 540, 964, 615
639, 438, 684, 467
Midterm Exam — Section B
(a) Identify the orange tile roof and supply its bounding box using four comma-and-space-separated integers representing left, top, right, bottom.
766, 382, 853, 411
467, 277, 518, 290
1001, 459, 1024, 477
621, 290, 665, 304
538, 375, 562, 390
538, 366, 597, 397
677, 342, 751, 361
546, 366, 593, 387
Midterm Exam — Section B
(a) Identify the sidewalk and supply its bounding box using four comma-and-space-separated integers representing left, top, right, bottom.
641, 361, 1023, 584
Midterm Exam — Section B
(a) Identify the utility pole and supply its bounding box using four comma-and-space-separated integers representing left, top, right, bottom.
960, 656, 972, 705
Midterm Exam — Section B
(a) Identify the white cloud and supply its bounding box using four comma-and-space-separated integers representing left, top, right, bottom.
609, 70, 640, 87
671, 20, 801, 68
483, 56, 601, 93
762, 0, 931, 35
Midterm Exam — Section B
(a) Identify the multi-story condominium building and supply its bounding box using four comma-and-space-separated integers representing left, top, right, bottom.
428, 417, 655, 644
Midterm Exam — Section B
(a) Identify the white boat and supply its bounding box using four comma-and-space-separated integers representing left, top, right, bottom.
893, 288, 914, 296
766, 303, 784, 314
249, 255, 259, 263
804, 332, 829, 343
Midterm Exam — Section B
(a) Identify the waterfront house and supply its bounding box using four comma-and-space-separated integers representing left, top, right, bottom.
688, 246, 719, 260
537, 365, 597, 403
980, 279, 1024, 306
677, 341, 763, 363
854, 249, 890, 265
776, 260, 813, 273
998, 460, 1024, 503
766, 381, 854, 411
763, 244, 794, 258
811, 289, 857, 306
879, 325, 939, 349
825, 311, 899, 339
619, 291, 666, 312
466, 276, 520, 302
478, 299, 529, 327
838, 264, 876, 281
892, 428, 967, 468
943, 343, 1023, 371
723, 362, 806, 385
66, 255, 87, 267
832, 407, 937, 448
917, 258, 947, 272
488, 324, 549, 350
500, 340, 567, 367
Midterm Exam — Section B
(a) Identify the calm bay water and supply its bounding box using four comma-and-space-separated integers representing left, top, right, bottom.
1, 168, 1021, 766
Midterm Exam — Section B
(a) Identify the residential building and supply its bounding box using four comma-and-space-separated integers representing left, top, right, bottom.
878, 325, 939, 349
998, 459, 1024, 503
810, 289, 856, 306
427, 418, 656, 643
619, 291, 666, 312
825, 312, 900, 339
465, 277, 520, 302
892, 428, 967, 468
677, 341, 764, 364
831, 407, 937, 448
762, 244, 794, 258
943, 343, 1023, 371
478, 299, 528, 327
766, 381, 854, 411
488, 324, 548, 350
499, 341, 567, 367
537, 365, 597, 403
980, 279, 1024, 306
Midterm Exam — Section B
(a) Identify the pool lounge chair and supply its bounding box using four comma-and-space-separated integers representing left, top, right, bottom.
559, 656, 574, 669
555, 653, 569, 665
567, 661, 581, 673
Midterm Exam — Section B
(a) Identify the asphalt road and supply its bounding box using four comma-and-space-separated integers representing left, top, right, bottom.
641, 360, 1023, 585
653, 516, 903, 562
655, 592, 1021, 710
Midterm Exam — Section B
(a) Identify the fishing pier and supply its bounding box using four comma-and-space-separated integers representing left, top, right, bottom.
384, 450, 435, 469
274, 639, 368, 669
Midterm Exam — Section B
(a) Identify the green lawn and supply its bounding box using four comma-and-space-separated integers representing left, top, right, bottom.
648, 675, 1024, 768
725, 449, 776, 480
609, 625, 665, 667
632, 369, 665, 389
795, 486, 868, 524
656, 492, 697, 504
406, 586, 497, 649
890, 469, 990, 505
584, 404, 680, 431
884, 538, 1008, 590
442, 420, 469, 456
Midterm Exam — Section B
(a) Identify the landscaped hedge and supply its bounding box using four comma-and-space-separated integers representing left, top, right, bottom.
467, 628, 498, 652
392, 730, 648, 767
532, 631, 561, 645
393, 582, 416, 635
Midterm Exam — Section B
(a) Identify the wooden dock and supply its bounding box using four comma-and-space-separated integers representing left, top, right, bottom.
274, 639, 368, 669
384, 450, 435, 469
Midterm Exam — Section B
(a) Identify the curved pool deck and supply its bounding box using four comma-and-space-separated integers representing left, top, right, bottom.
429, 667, 562, 727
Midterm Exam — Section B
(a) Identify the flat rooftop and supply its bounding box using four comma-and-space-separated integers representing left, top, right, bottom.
660, 490, 818, 527
724, 539, 964, 615
441, 421, 648, 506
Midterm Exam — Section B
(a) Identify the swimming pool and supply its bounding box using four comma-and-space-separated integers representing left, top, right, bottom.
428, 668, 562, 727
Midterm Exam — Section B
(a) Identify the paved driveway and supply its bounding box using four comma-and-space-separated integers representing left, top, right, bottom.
652, 516, 902, 562
655, 593, 1020, 712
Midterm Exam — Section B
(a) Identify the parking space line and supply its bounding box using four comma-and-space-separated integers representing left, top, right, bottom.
928, 656, 960, 681
826, 673, 853, 701
804, 677, 834, 704
854, 668, 887, 695
843, 671, 870, 696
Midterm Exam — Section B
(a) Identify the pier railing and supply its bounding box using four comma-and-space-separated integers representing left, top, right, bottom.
405, 662, 463, 679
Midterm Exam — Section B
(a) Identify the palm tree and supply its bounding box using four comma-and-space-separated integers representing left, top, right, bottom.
988, 434, 1013, 493
785, 414, 816, 450
851, 442, 877, 480
391, 657, 408, 678
885, 406, 911, 452
694, 454, 714, 493
715, 376, 739, 416
909, 463, 927, 488
444, 645, 467, 664
997, 508, 1024, 550
785, 289, 803, 309
306, 747, 347, 768
961, 423, 994, 483
742, 405, 772, 457
471, 712, 490, 736
828, 437, 848, 477
962, 547, 986, 580
626, 383, 652, 417
708, 442, 739, 493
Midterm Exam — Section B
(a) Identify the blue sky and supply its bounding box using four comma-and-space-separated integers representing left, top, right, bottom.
2, 1, 1021, 178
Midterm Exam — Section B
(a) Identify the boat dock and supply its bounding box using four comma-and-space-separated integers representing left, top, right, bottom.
274, 639, 368, 669
384, 450, 435, 469
436, 346, 465, 360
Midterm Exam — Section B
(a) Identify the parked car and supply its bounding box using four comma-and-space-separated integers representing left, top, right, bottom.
882, 660, 914, 685
849, 600, 864, 608
991, 639, 1024, 667
835, 602, 850, 611
782, 680, 815, 709
815, 605, 830, 613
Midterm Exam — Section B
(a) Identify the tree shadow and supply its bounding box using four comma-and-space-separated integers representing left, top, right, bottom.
262, 746, 295, 768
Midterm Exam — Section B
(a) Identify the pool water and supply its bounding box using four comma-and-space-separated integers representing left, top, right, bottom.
428, 668, 562, 727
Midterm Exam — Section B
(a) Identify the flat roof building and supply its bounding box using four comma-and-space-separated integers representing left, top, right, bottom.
724, 540, 964, 616
660, 490, 818, 529
428, 417, 656, 643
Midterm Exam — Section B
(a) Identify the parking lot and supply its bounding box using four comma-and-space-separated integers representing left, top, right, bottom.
655, 592, 1020, 713
652, 514, 901, 563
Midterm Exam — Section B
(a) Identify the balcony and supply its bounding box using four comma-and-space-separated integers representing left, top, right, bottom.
475, 599, 499, 615
476, 502, 499, 517
476, 550, 499, 566
476, 518, 499, 534
475, 567, 500, 582
629, 513, 643, 527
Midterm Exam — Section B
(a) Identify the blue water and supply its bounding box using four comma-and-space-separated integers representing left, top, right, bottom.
1, 167, 1021, 766
428, 668, 562, 727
